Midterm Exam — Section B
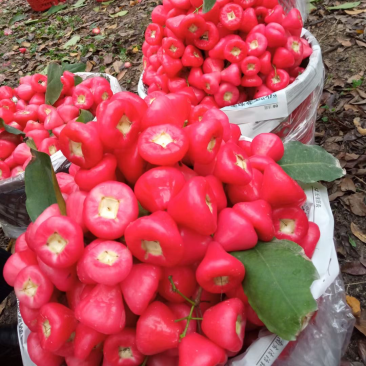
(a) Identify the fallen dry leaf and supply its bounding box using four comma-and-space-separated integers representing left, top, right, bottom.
113, 60, 123, 73
346, 295, 361, 317
132, 46, 139, 53
344, 104, 362, 112
329, 191, 345, 201
353, 117, 366, 135
0, 74, 6, 83
103, 54, 113, 65
341, 177, 357, 192
348, 73, 364, 84
355, 309, 366, 337
333, 78, 345, 87
356, 40, 366, 48
117, 69, 127, 81
359, 339, 366, 365
21, 41, 31, 47
337, 38, 353, 47
341, 193, 366, 216
345, 9, 366, 14
85, 60, 94, 72
108, 23, 118, 29
357, 89, 366, 99
342, 261, 366, 275
351, 222, 366, 243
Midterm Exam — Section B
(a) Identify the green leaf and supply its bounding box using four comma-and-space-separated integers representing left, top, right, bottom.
76, 109, 94, 123
24, 18, 47, 25
45, 62, 63, 106
278, 141, 345, 183
63, 35, 81, 49
101, 0, 114, 4
45, 4, 67, 16
0, 118, 25, 136
349, 236, 357, 247
9, 13, 26, 26
73, 0, 87, 7
203, 0, 216, 13
94, 35, 106, 40
25, 137, 38, 150
110, 10, 128, 17
232, 240, 318, 341
74, 75, 83, 86
61, 62, 86, 73
327, 1, 360, 9
25, 149, 66, 222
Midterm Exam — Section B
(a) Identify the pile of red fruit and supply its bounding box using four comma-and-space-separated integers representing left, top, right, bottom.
142, 0, 312, 107
3, 89, 320, 366
0, 73, 113, 180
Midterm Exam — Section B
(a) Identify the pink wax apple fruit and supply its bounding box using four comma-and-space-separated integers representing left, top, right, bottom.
14, 265, 54, 309
214, 208, 258, 251
33, 216, 84, 268
19, 302, 40, 332
298, 222, 321, 258
196, 242, 245, 293
79, 240, 133, 286
136, 301, 181, 355
27, 332, 64, 366
103, 328, 145, 365
250, 133, 284, 162
147, 353, 178, 366
66, 350, 103, 366
120, 263, 162, 315
248, 155, 275, 173
37, 302, 78, 352
83, 181, 138, 240
66, 191, 88, 233
158, 266, 197, 303
125, 211, 184, 267
3, 249, 38, 286
75, 283, 125, 335
74, 323, 107, 360
233, 200, 274, 242
178, 333, 227, 366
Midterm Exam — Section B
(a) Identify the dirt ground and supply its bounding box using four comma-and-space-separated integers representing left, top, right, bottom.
0, 0, 366, 364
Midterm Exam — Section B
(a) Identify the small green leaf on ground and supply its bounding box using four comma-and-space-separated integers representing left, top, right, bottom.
9, 13, 26, 26
61, 62, 86, 73
327, 1, 360, 9
278, 141, 345, 183
110, 10, 128, 17
94, 35, 105, 40
25, 149, 66, 222
63, 35, 81, 48
45, 4, 67, 15
76, 109, 94, 123
101, 0, 115, 4
349, 236, 357, 247
0, 118, 25, 136
203, 0, 216, 13
45, 62, 63, 106
232, 240, 318, 341
73, 0, 87, 8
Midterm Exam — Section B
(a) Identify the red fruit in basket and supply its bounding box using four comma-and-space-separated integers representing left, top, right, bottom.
147, 354, 178, 366
56, 172, 79, 195
202, 298, 246, 352
181, 13, 207, 39
66, 351, 103, 366
234, 0, 255, 8
29, 92, 45, 105
0, 86, 14, 99
84, 181, 138, 240
201, 72, 220, 95
266, 68, 290, 92
15, 83, 35, 101
39, 137, 60, 156
205, 175, 227, 212
262, 163, 306, 208
162, 37, 185, 59
214, 82, 239, 107
301, 38, 313, 58
246, 303, 264, 327
73, 85, 94, 110
27, 332, 64, 366
66, 192, 88, 234
76, 284, 125, 335
168, 176, 217, 236
187, 114, 223, 164
298, 222, 321, 258
80, 240, 132, 286
208, 36, 229, 59
14, 265, 53, 308
37, 303, 78, 352
189, 104, 210, 125
214, 208, 258, 251
214, 142, 252, 185
93, 84, 113, 105
12, 143, 30, 166
125, 211, 184, 267
168, 77, 187, 93
226, 285, 248, 305
239, 8, 258, 33
0, 106, 14, 124
135, 167, 186, 212
226, 168, 263, 204
74, 323, 106, 360
251, 133, 284, 161
196, 241, 245, 293
286, 36, 304, 61
38, 258, 77, 292
38, 104, 55, 123
193, 22, 219, 51
241, 56, 260, 76
111, 91, 148, 116
33, 216, 84, 268
138, 124, 189, 166
75, 154, 117, 192
220, 3, 243, 30
104, 328, 145, 365
161, 54, 183, 78
273, 206, 309, 243
246, 32, 267, 57
273, 47, 295, 69
220, 63, 241, 87
0, 98, 16, 112
92, 27, 100, 35
13, 108, 38, 127
165, 14, 186, 38
181, 45, 204, 67
145, 23, 164, 45
14, 233, 29, 253
224, 38, 248, 63
59, 120, 103, 169
3, 250, 38, 286
121, 264, 162, 316
241, 74, 263, 87
0, 132, 18, 160
203, 57, 225, 73
179, 333, 227, 366
136, 301, 181, 355
205, 109, 231, 142
44, 109, 64, 130
282, 8, 303, 30
253, 84, 273, 98
152, 5, 168, 25
264, 4, 284, 24
248, 154, 275, 172
158, 266, 197, 303
255, 6, 269, 23
19, 302, 40, 332
30, 74, 47, 93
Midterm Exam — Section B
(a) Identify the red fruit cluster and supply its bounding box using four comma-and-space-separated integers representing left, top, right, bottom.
3, 90, 321, 366
142, 0, 312, 107
0, 73, 113, 181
